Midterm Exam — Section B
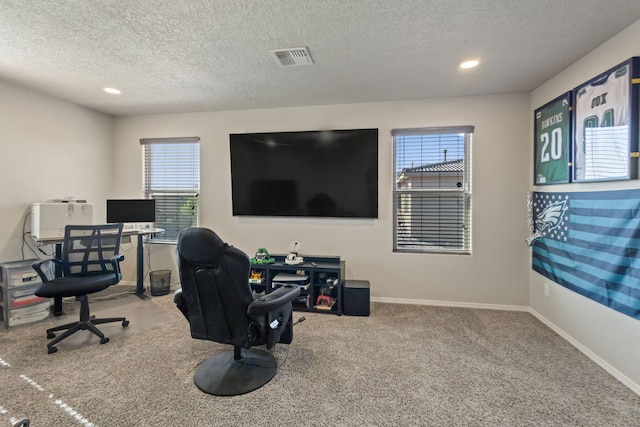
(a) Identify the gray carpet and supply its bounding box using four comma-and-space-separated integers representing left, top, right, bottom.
0, 291, 638, 426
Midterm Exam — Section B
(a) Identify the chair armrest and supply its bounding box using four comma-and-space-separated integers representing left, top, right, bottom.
174, 288, 183, 304
108, 254, 125, 277
247, 284, 301, 317
173, 289, 190, 320
31, 258, 62, 282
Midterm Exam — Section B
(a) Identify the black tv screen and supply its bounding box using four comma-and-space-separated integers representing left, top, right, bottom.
230, 128, 378, 218
106, 199, 156, 223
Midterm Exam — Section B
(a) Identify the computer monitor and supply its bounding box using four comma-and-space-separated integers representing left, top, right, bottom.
106, 199, 156, 223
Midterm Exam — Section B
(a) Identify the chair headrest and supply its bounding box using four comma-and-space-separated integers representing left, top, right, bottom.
177, 228, 230, 267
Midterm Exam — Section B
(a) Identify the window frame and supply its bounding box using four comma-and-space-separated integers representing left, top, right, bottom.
140, 136, 200, 243
392, 126, 473, 254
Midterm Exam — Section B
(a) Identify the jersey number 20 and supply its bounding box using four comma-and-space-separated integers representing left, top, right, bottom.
540, 128, 562, 163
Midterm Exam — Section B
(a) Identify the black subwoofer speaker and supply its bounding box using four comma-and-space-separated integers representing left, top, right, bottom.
343, 280, 370, 316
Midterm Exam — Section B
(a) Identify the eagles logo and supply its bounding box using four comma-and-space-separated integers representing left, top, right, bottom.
535, 199, 567, 234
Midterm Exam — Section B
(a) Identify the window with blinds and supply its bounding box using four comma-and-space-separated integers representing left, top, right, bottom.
392, 126, 473, 254
140, 137, 200, 242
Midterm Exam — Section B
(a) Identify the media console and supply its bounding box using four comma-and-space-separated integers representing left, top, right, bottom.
249, 255, 345, 315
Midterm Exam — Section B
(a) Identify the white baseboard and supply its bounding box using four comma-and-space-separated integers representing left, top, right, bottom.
528, 308, 640, 396
118, 280, 136, 286
370, 296, 529, 312
117, 280, 179, 292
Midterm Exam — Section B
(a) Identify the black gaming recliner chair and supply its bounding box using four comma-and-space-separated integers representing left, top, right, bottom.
174, 227, 302, 396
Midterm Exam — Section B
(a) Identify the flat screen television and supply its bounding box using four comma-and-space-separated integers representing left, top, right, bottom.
106, 199, 156, 223
230, 128, 378, 218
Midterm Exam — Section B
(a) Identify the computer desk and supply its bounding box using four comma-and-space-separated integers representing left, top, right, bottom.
33, 227, 164, 315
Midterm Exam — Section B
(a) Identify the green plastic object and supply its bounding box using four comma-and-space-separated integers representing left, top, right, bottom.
250, 248, 275, 264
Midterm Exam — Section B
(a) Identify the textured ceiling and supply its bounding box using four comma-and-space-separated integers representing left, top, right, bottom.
1, 0, 640, 116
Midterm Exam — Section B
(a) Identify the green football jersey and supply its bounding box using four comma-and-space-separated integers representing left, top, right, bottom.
534, 95, 570, 184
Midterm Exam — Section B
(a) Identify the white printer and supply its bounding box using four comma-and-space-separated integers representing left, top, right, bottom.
31, 201, 94, 239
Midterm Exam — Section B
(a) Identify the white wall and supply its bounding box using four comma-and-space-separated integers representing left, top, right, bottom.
113, 94, 531, 307
530, 20, 640, 392
0, 81, 114, 262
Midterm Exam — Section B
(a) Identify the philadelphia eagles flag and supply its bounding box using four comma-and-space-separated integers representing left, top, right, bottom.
531, 189, 640, 320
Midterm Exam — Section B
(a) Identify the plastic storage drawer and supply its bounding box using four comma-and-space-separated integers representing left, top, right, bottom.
8, 300, 50, 327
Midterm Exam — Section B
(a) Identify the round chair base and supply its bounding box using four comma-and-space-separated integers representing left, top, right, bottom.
194, 348, 277, 396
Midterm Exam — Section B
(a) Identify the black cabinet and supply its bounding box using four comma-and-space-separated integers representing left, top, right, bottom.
250, 255, 344, 315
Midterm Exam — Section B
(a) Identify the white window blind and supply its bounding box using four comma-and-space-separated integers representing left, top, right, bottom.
392, 126, 473, 254
140, 137, 200, 242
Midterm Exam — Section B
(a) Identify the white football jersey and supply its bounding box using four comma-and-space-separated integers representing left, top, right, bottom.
574, 64, 630, 180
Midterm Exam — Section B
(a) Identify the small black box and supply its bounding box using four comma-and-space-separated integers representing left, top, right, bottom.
343, 280, 370, 316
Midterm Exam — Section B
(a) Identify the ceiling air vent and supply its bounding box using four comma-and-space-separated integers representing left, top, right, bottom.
269, 47, 314, 67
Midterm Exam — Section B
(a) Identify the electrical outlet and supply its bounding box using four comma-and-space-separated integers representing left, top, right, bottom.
544, 283, 550, 297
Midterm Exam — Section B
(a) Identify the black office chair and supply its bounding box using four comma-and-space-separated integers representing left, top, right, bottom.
174, 227, 302, 396
32, 223, 129, 354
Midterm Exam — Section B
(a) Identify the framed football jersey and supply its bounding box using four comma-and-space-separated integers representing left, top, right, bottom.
534, 92, 572, 185
572, 57, 639, 182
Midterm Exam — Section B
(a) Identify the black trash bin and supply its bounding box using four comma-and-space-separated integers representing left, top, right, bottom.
149, 270, 171, 296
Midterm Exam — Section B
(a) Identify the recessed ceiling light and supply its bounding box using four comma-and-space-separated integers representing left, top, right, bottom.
459, 60, 479, 69
103, 87, 121, 94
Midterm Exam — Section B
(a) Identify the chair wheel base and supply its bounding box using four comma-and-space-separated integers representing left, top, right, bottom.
47, 332, 56, 339
48, 346, 58, 354
194, 348, 277, 396
100, 337, 109, 344
122, 320, 129, 327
